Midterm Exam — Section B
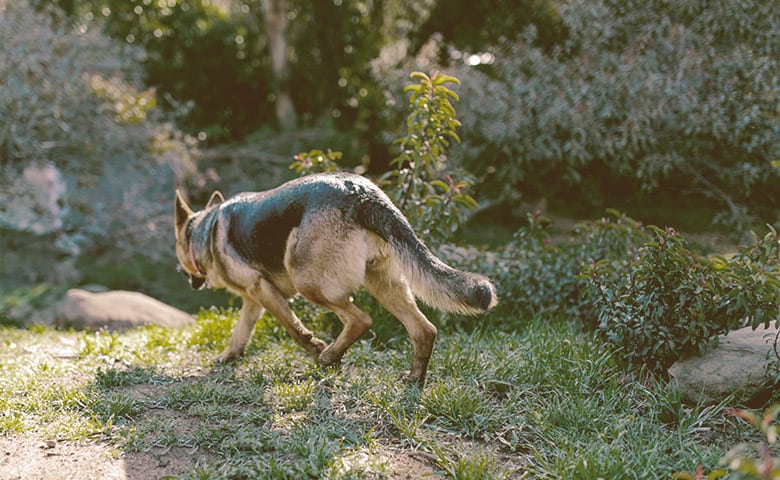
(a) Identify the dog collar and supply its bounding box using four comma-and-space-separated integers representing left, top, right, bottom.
188, 236, 206, 277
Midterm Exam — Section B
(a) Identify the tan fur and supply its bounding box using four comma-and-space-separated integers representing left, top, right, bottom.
174, 188, 490, 384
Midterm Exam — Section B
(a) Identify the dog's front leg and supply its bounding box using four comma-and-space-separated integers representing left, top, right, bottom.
215, 297, 264, 362
249, 279, 327, 360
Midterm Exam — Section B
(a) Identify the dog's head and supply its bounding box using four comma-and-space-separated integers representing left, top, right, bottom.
174, 190, 224, 290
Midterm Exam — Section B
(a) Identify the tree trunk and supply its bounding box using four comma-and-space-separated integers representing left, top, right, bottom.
261, 0, 296, 130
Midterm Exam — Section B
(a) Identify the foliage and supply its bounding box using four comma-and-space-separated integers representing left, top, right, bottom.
446, 212, 779, 373
448, 0, 780, 230
0, 284, 63, 328
287, 0, 385, 131
722, 405, 780, 480
49, 0, 272, 141
47, 0, 389, 140
0, 1, 147, 169
675, 405, 780, 480
583, 226, 780, 372
445, 210, 650, 323
379, 71, 478, 245
289, 149, 343, 175
409, 0, 567, 57
0, 1, 199, 299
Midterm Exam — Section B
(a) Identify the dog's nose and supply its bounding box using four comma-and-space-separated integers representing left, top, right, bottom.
189, 275, 206, 290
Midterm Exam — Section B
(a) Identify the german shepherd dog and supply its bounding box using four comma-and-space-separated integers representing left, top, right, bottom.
174, 172, 497, 384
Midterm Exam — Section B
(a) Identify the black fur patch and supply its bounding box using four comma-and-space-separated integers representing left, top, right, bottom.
223, 173, 386, 273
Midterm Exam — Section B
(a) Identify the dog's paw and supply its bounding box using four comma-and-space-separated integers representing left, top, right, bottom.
317, 347, 343, 367
214, 349, 242, 363
304, 338, 327, 359
400, 370, 426, 386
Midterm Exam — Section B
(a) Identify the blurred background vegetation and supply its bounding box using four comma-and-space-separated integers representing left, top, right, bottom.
1, 0, 778, 314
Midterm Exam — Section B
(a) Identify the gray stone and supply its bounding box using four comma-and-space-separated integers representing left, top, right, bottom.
56, 289, 194, 331
668, 324, 779, 404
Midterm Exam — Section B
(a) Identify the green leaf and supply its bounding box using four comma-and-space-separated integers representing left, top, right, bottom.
453, 195, 479, 210
432, 73, 461, 86
410, 71, 430, 82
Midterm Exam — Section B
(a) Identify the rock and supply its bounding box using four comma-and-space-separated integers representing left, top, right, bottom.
668, 324, 779, 404
56, 289, 194, 331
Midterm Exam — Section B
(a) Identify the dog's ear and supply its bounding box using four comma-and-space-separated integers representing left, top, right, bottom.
175, 189, 194, 234
206, 190, 225, 208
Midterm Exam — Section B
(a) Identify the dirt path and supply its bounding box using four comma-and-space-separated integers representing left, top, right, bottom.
0, 435, 436, 479
0, 436, 213, 480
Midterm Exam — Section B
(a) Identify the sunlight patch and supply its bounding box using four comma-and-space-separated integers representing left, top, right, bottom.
327, 446, 391, 480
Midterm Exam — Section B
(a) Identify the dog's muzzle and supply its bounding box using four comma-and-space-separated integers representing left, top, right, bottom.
178, 264, 207, 290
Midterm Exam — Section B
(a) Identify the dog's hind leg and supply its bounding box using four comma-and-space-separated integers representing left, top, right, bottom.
364, 267, 437, 385
216, 297, 265, 362
249, 279, 327, 360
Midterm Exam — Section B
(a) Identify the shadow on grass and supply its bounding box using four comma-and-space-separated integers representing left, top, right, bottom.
80, 355, 434, 479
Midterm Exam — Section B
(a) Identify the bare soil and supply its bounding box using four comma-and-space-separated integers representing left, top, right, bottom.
0, 436, 209, 480
0, 435, 436, 480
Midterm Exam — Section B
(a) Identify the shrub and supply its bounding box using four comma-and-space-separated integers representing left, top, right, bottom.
583, 226, 779, 372
675, 404, 780, 480
1, 1, 198, 302
0, 0, 147, 170
79, 0, 273, 141
50, 0, 388, 140
447, 0, 780, 231
444, 210, 650, 323
446, 212, 779, 373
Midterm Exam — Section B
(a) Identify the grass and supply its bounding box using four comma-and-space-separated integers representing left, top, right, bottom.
0, 306, 767, 479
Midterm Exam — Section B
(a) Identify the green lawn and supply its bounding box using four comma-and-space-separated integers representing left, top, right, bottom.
0, 308, 763, 479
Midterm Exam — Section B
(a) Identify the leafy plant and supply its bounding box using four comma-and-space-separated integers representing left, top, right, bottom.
289, 149, 343, 175
443, 209, 650, 323
675, 404, 780, 480
0, 1, 146, 169
447, 0, 780, 230
379, 71, 478, 245
583, 226, 779, 372
721, 405, 780, 480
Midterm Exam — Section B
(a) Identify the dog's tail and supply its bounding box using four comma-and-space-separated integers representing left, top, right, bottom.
356, 196, 498, 316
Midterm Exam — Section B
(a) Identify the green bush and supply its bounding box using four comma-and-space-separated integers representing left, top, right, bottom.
49, 0, 387, 140
444, 210, 649, 324
1, 2, 201, 304
55, 0, 272, 141
447, 0, 780, 231
446, 213, 779, 373
0, 1, 148, 169
583, 226, 779, 372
